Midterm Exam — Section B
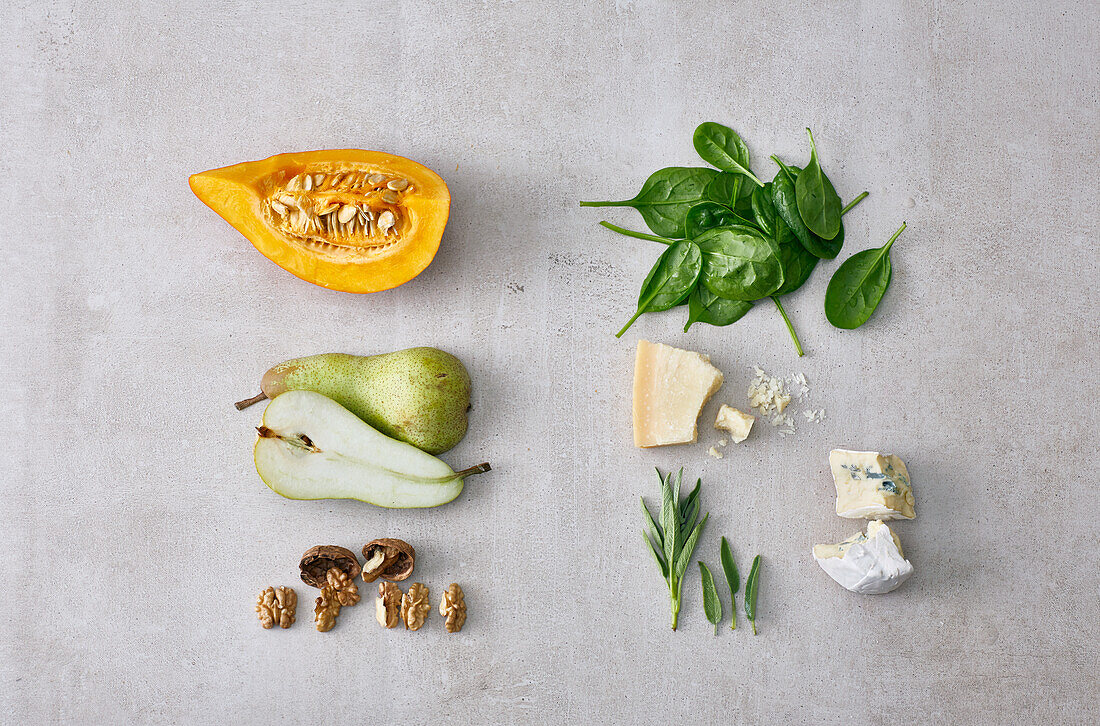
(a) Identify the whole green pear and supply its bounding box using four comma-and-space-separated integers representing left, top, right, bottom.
238, 347, 471, 454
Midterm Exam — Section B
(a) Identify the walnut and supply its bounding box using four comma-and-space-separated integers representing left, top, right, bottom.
324, 567, 361, 607
438, 583, 466, 633
400, 582, 430, 631
314, 589, 341, 632
256, 586, 297, 629
375, 582, 402, 628
361, 538, 415, 583
300, 545, 361, 588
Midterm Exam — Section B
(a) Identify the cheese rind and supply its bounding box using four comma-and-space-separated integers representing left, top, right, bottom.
829, 449, 915, 520
813, 521, 913, 594
632, 340, 723, 447
715, 405, 755, 443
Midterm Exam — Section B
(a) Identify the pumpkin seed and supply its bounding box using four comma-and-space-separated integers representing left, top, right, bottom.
368, 173, 386, 185
302, 174, 313, 191
386, 179, 409, 191
377, 210, 395, 230
312, 174, 324, 187
270, 201, 287, 215
381, 190, 399, 204
337, 205, 357, 224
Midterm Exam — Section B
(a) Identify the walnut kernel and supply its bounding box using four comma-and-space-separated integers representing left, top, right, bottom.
325, 567, 361, 607
314, 588, 341, 632
439, 583, 466, 633
376, 582, 402, 628
256, 586, 297, 629
400, 582, 430, 631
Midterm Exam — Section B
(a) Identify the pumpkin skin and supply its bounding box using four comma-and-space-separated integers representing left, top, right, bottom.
189, 150, 450, 293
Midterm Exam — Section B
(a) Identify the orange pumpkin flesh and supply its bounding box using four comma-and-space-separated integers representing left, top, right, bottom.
189, 150, 450, 293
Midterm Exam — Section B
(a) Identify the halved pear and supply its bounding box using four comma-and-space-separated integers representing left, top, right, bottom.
254, 390, 489, 508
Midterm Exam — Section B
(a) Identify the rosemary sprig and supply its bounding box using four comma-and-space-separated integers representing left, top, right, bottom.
640, 468, 709, 630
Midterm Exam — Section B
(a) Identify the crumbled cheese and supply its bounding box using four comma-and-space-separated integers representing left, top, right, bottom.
747, 367, 821, 437
803, 408, 826, 423
707, 446, 724, 459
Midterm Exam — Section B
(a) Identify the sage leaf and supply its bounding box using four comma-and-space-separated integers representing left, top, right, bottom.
692, 122, 764, 187
684, 286, 752, 331
720, 537, 739, 630
825, 222, 906, 329
695, 226, 784, 302
699, 562, 723, 635
744, 554, 762, 635
674, 512, 708, 582
641, 469, 710, 630
795, 128, 842, 240
616, 240, 702, 337
580, 167, 718, 238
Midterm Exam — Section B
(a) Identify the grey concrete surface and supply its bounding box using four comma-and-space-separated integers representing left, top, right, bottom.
2, 1, 1097, 724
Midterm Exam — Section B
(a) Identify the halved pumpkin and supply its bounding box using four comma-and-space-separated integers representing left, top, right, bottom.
189, 150, 450, 293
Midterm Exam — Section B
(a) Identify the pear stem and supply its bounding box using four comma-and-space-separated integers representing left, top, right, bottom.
235, 391, 269, 410
454, 463, 492, 478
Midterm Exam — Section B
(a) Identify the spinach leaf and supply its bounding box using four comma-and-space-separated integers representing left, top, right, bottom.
795, 128, 842, 240
580, 167, 718, 238
771, 159, 841, 259
703, 172, 742, 207
684, 201, 758, 238
772, 218, 818, 296
692, 122, 764, 187
699, 561, 723, 635
694, 226, 784, 302
744, 554, 761, 635
751, 183, 777, 237
825, 222, 906, 329
684, 286, 752, 331
615, 240, 702, 337
720, 537, 739, 631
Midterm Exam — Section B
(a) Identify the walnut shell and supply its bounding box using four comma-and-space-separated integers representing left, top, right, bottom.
361, 538, 415, 582
299, 545, 361, 588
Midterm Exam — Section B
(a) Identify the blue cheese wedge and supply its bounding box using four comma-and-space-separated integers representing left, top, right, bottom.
829, 449, 915, 520
813, 521, 913, 594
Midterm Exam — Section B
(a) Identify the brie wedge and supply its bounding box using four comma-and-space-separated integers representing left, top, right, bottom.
829, 449, 915, 520
813, 521, 913, 594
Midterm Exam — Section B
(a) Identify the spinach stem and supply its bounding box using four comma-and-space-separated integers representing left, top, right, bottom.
579, 200, 628, 207
599, 221, 674, 244
616, 287, 660, 338
771, 297, 804, 357
882, 221, 907, 254
841, 191, 869, 216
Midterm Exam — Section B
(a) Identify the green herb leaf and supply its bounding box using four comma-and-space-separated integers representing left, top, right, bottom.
699, 561, 723, 635
692, 122, 764, 187
679, 478, 701, 523
684, 286, 752, 331
644, 532, 668, 579
771, 218, 818, 297
659, 471, 679, 580
720, 537, 739, 630
684, 201, 758, 238
674, 512, 708, 582
744, 554, 762, 635
640, 496, 663, 546
616, 240, 702, 337
795, 129, 842, 240
580, 167, 718, 238
695, 226, 784, 302
824, 222, 906, 329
